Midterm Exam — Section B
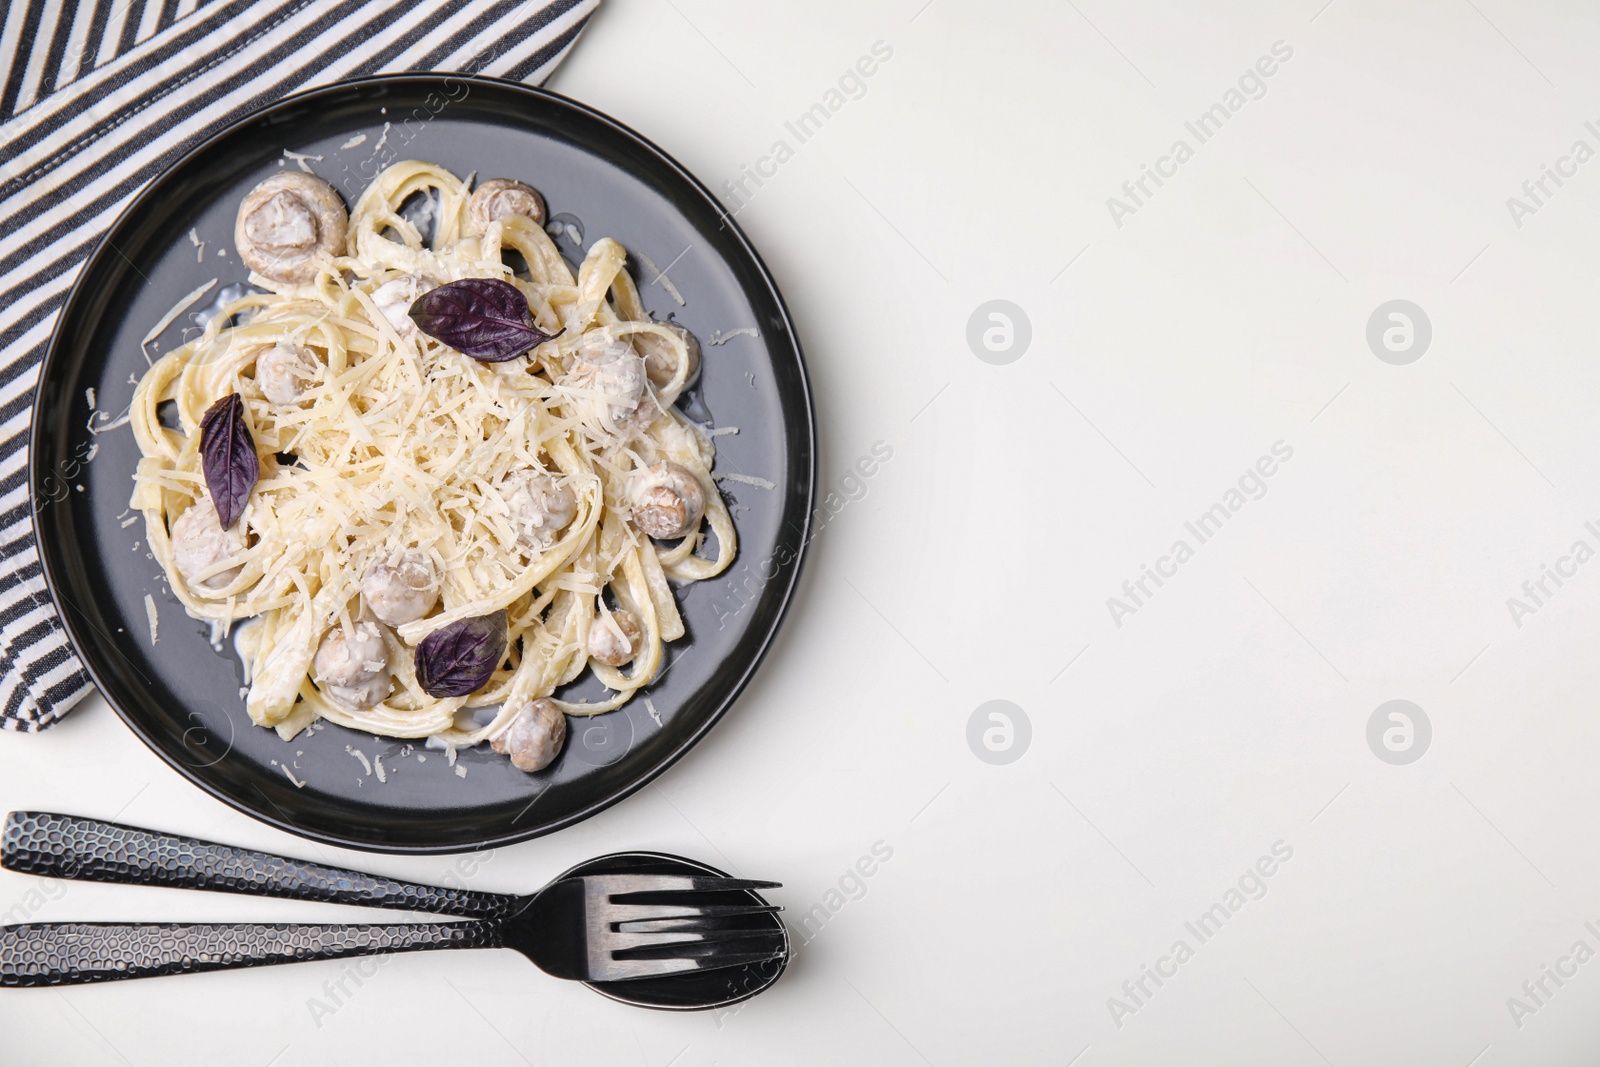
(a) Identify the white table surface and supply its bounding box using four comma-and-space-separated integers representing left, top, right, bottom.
8, 0, 1600, 1063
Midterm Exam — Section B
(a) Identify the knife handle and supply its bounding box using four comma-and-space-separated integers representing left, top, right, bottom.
0, 919, 501, 986
2, 812, 518, 919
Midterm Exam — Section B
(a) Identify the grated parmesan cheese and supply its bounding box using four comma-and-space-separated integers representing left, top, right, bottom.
708, 327, 759, 346
282, 149, 324, 171
346, 746, 372, 775
143, 594, 159, 644
715, 472, 776, 490
140, 279, 217, 364
87, 406, 131, 435
634, 250, 686, 307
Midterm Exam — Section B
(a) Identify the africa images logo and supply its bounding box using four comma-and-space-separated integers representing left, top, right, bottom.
1106, 442, 1294, 627
1105, 41, 1294, 228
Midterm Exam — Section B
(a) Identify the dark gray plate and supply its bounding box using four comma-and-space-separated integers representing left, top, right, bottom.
31, 75, 814, 854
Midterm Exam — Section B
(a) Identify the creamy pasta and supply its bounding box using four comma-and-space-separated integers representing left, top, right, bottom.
129, 160, 733, 771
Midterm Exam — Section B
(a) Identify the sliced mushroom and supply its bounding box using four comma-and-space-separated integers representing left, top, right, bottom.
313, 620, 391, 710
253, 341, 319, 406
490, 697, 567, 772
588, 607, 642, 667
632, 322, 701, 390
370, 273, 439, 339
361, 550, 439, 626
498, 469, 577, 551
627, 462, 706, 540
171, 500, 246, 591
234, 172, 348, 284
469, 178, 547, 233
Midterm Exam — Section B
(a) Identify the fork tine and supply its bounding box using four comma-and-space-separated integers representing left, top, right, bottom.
667, 947, 788, 973
611, 928, 784, 953
653, 877, 780, 892
583, 874, 780, 898
606, 946, 788, 980
617, 906, 782, 933
692, 946, 786, 965
609, 902, 782, 926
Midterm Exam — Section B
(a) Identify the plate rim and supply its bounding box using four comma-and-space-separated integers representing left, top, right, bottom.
30, 72, 817, 855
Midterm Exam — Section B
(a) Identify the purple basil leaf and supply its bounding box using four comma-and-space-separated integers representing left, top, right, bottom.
408, 278, 558, 362
415, 610, 508, 697
199, 393, 258, 530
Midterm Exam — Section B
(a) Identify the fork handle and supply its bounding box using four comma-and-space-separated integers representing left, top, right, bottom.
2, 812, 519, 919
0, 920, 504, 986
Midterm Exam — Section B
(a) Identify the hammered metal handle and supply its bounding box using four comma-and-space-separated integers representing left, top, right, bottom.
2, 812, 518, 919
0, 920, 503, 986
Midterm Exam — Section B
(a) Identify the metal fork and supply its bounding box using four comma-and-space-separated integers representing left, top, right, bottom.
0, 812, 785, 988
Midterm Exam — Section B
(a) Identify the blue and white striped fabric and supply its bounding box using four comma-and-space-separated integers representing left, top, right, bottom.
0, 0, 600, 732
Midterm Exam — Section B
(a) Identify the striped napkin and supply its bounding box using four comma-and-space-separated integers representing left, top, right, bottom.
0, 0, 600, 732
